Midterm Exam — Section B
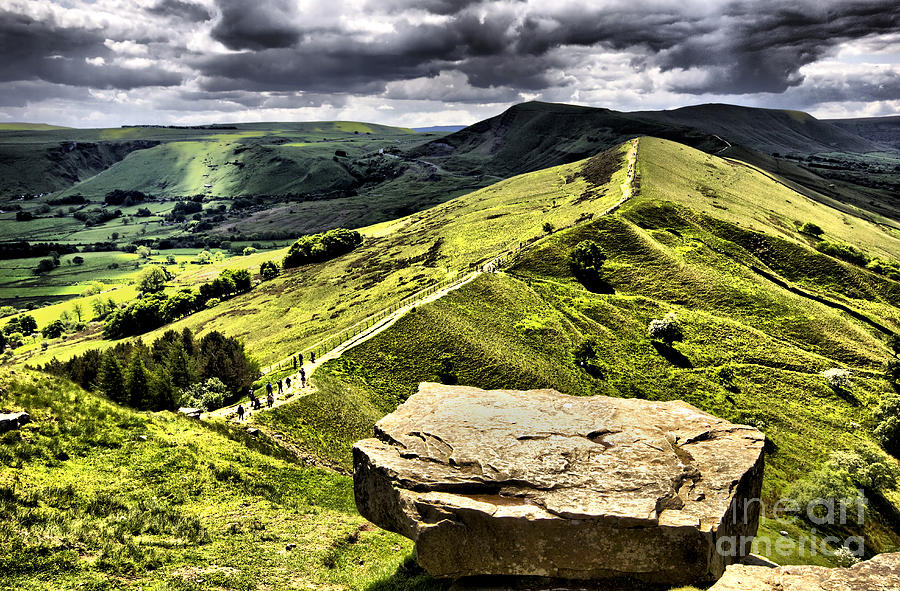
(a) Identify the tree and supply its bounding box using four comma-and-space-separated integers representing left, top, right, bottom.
138, 265, 169, 294
197, 250, 212, 264
648, 313, 683, 345
283, 228, 363, 268
0, 331, 7, 350
569, 240, 607, 288
34, 258, 55, 274
799, 222, 824, 237
41, 319, 66, 339
72, 301, 83, 322
136, 245, 152, 259
99, 350, 126, 404
260, 260, 280, 281
18, 315, 37, 334
125, 354, 151, 409
874, 392, 900, 455
166, 255, 176, 265
542, 221, 555, 234
243, 246, 257, 256
72, 255, 84, 265
196, 331, 259, 394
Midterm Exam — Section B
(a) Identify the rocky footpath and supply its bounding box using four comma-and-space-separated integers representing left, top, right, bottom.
353, 383, 765, 584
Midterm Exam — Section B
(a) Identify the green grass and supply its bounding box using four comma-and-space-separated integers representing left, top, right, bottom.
0, 369, 443, 591
26, 145, 628, 368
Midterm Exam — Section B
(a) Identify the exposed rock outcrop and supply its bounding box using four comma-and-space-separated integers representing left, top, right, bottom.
708, 552, 900, 590
0, 411, 30, 433
353, 383, 765, 584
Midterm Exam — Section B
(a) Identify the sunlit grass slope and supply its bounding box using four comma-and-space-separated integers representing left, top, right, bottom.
277, 138, 900, 564
31, 145, 630, 366
0, 369, 437, 591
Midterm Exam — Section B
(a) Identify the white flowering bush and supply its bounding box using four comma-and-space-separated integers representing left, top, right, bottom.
648, 312, 683, 345
822, 368, 852, 391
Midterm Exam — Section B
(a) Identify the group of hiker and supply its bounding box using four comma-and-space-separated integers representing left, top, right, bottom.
235, 353, 309, 422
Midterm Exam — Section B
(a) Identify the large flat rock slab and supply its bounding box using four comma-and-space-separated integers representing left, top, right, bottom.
353, 383, 765, 583
708, 552, 900, 590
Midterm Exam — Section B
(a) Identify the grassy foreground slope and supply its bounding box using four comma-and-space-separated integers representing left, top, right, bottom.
284, 139, 900, 564
28, 145, 630, 367
0, 369, 433, 591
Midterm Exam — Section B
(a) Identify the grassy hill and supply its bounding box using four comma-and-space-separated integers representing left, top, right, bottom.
0, 368, 436, 591
268, 138, 900, 566
826, 116, 900, 151
20, 144, 632, 368
408, 101, 721, 176
6, 136, 900, 586
635, 104, 881, 155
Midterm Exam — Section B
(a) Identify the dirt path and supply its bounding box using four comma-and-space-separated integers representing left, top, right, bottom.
207, 138, 641, 423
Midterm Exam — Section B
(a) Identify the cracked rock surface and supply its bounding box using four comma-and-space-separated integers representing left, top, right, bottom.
353, 383, 765, 583
708, 552, 900, 590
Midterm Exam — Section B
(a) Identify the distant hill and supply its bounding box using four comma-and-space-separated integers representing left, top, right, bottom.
0, 122, 71, 131
634, 104, 880, 155
825, 116, 900, 151
412, 125, 467, 133
407, 101, 722, 176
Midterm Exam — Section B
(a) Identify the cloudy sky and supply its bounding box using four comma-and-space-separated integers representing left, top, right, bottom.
0, 0, 897, 128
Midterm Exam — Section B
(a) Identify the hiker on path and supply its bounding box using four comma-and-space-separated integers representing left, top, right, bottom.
266, 393, 274, 408
285, 377, 291, 389
300, 367, 306, 388
266, 381, 273, 397
292, 356, 297, 370
298, 353, 304, 366
237, 404, 245, 421
277, 379, 283, 394
310, 351, 315, 363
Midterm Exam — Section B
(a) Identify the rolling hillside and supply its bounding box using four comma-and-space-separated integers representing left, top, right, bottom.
6, 136, 900, 589
635, 104, 881, 155
826, 116, 900, 151
408, 101, 722, 176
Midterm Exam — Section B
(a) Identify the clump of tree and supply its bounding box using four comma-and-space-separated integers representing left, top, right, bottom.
815, 240, 868, 266
43, 328, 258, 412
259, 260, 280, 280
798, 221, 824, 237
4, 315, 37, 336
283, 228, 363, 268
787, 443, 899, 524
648, 312, 683, 345
0, 241, 77, 260
569, 240, 607, 289
866, 258, 900, 281
137, 265, 171, 293
103, 268, 253, 339
874, 392, 900, 455
104, 189, 151, 206
74, 208, 122, 226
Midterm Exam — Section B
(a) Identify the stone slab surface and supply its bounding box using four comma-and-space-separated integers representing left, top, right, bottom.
708, 552, 900, 590
353, 383, 765, 583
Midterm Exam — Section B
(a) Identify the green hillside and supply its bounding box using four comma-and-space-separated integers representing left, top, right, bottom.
21, 144, 631, 368
5, 136, 900, 587
0, 369, 434, 591
635, 103, 881, 155
409, 101, 721, 176
825, 116, 900, 151
274, 139, 900, 564
0, 123, 72, 131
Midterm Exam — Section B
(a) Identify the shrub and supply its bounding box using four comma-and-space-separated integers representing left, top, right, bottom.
648, 312, 683, 345
260, 260, 280, 280
242, 246, 257, 256
815, 240, 868, 266
874, 392, 900, 454
799, 222, 824, 237
573, 337, 604, 379
180, 378, 229, 411
569, 240, 607, 288
33, 258, 55, 274
72, 255, 84, 265
542, 221, 555, 234
205, 297, 221, 308
866, 258, 900, 281
822, 368, 852, 391
41, 319, 66, 339
283, 228, 362, 268
137, 265, 169, 293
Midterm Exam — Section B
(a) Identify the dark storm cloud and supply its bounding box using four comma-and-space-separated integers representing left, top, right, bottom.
210, 0, 302, 50
0, 9, 182, 89
0, 81, 92, 107
377, 0, 498, 15
147, 0, 212, 22
663, 0, 900, 94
